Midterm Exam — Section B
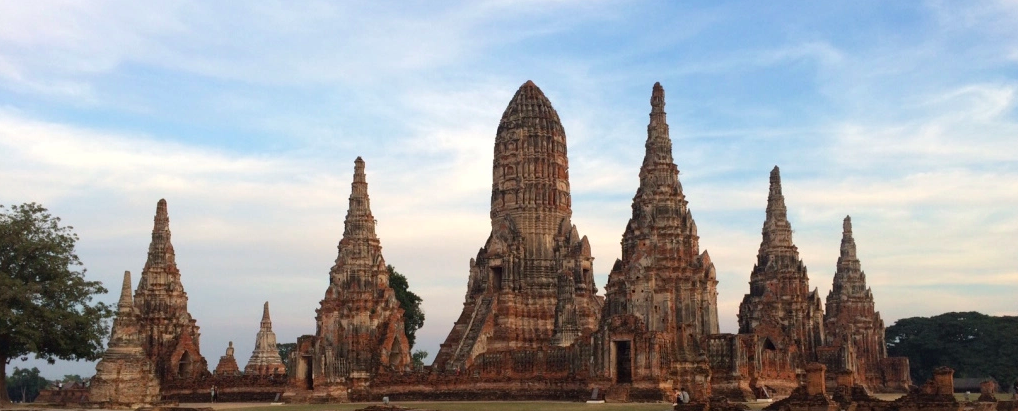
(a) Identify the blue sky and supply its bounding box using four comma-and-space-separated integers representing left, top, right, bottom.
2, 1, 1017, 379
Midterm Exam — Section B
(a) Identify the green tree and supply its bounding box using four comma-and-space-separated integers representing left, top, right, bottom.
0, 203, 114, 404
411, 350, 428, 369
887, 312, 1018, 386
387, 265, 425, 349
277, 342, 296, 373
6, 367, 48, 403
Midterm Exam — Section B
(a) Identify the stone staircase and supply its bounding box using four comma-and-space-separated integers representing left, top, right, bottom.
450, 295, 494, 368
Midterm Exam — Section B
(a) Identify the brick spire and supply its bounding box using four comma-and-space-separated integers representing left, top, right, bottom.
105, 271, 143, 355
836, 216, 861, 274
825, 215, 887, 384
635, 82, 685, 208
133, 199, 207, 380
117, 270, 134, 314
343, 156, 377, 240
760, 166, 795, 252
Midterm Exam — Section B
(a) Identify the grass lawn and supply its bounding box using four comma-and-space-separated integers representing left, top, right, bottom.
232, 402, 683, 411
228, 400, 789, 411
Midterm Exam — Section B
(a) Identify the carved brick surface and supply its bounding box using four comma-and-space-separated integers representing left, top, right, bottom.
593, 83, 718, 399
433, 81, 603, 372
244, 302, 286, 375
89, 271, 161, 407
737, 167, 825, 381
823, 216, 889, 388
292, 158, 410, 397
133, 199, 209, 381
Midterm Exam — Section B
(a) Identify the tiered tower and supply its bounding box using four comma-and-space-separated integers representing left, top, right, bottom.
594, 83, 718, 395
90, 271, 161, 406
824, 216, 887, 387
244, 302, 286, 375
133, 199, 208, 381
294, 158, 410, 396
737, 168, 824, 369
433, 81, 602, 372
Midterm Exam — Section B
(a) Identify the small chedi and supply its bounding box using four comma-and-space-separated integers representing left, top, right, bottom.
593, 83, 718, 400
290, 157, 411, 400
213, 342, 241, 376
89, 271, 161, 407
133, 199, 209, 381
433, 81, 602, 372
244, 302, 286, 375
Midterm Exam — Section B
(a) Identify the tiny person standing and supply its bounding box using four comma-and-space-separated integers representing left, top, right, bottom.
211, 385, 217, 403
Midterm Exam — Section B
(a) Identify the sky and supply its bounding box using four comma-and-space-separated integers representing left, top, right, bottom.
2, 0, 1017, 380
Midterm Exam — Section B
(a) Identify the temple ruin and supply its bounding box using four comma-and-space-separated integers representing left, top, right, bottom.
89, 271, 161, 407
432, 80, 603, 372
290, 157, 412, 401
87, 81, 927, 406
822, 216, 911, 391
592, 82, 718, 400
133, 199, 209, 382
736, 166, 827, 393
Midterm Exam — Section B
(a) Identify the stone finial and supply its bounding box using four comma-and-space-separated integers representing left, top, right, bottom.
226, 341, 234, 357
837, 215, 860, 270
154, 199, 169, 232
118, 271, 134, 313
261, 301, 271, 327
650, 82, 665, 116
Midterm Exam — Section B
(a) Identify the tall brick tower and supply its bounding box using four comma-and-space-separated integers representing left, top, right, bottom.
133, 199, 209, 381
594, 83, 719, 395
824, 216, 887, 387
292, 157, 411, 399
433, 81, 602, 371
737, 167, 824, 371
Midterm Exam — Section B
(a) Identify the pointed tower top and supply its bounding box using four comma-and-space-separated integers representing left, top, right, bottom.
342, 157, 377, 240
118, 270, 134, 313
839, 215, 859, 264
759, 165, 794, 251
635, 82, 682, 204
651, 82, 665, 113
154, 198, 169, 232
261, 301, 271, 323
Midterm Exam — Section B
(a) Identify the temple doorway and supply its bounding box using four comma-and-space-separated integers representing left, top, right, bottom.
615, 340, 632, 384
177, 351, 192, 377
301, 355, 314, 390
490, 267, 503, 292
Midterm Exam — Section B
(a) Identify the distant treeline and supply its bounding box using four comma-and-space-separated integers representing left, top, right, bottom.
887, 311, 1018, 387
